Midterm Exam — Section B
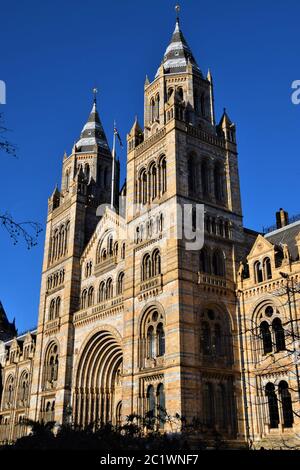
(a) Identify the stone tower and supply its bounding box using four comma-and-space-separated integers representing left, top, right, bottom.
29, 99, 118, 424
124, 17, 249, 439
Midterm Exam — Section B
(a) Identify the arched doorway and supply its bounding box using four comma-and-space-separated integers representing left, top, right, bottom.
74, 330, 123, 428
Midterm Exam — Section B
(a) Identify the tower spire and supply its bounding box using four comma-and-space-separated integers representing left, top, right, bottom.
75, 93, 110, 154
155, 7, 202, 78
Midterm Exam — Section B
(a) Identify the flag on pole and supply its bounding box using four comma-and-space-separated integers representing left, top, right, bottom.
114, 125, 123, 148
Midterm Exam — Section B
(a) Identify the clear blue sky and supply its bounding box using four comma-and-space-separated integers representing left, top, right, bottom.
1, 0, 299, 332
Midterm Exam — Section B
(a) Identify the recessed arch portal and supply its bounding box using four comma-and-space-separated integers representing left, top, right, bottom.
73, 330, 123, 427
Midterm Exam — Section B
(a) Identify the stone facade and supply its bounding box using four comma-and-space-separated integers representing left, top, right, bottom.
0, 18, 299, 449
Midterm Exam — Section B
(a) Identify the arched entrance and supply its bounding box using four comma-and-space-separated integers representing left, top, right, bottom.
73, 330, 122, 427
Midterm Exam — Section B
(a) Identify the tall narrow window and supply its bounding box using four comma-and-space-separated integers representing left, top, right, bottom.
278, 381, 293, 428
106, 278, 113, 300
157, 383, 165, 428
212, 250, 225, 277
272, 318, 286, 352
87, 287, 94, 307
160, 157, 167, 194
142, 254, 151, 281
117, 272, 124, 295
214, 163, 224, 202
200, 247, 211, 274
260, 321, 273, 354
147, 326, 155, 359
147, 385, 155, 419
99, 281, 106, 302
263, 257, 272, 280
157, 323, 165, 356
151, 164, 157, 199
254, 261, 263, 283
265, 383, 279, 428
152, 249, 161, 277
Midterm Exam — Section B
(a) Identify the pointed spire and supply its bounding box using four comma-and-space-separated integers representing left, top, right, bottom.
155, 11, 202, 78
144, 75, 150, 87
219, 107, 233, 127
207, 68, 213, 83
75, 95, 110, 154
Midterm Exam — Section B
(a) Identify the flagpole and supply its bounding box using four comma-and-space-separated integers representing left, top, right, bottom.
111, 121, 116, 209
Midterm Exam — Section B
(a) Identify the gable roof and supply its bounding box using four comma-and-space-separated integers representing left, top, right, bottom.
265, 220, 300, 261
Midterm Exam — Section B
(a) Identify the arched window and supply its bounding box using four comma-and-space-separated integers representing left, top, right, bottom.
142, 170, 147, 205
272, 318, 286, 352
202, 321, 211, 355
265, 383, 279, 428
147, 326, 155, 359
147, 385, 155, 419
99, 281, 106, 302
278, 381, 293, 428
4, 375, 14, 409
116, 401, 122, 428
87, 287, 94, 307
159, 156, 167, 195
177, 87, 184, 101
203, 382, 215, 427
152, 249, 161, 277
167, 88, 174, 100
121, 242, 126, 259
44, 343, 59, 389
214, 163, 224, 202
142, 253, 151, 281
81, 290, 88, 309
55, 297, 61, 318
201, 161, 209, 197
106, 278, 113, 300
150, 163, 157, 200
200, 247, 211, 274
260, 321, 273, 354
254, 261, 263, 283
117, 272, 124, 295
65, 169, 70, 190
141, 307, 165, 366
212, 250, 225, 277
49, 299, 56, 320
157, 383, 165, 428
150, 98, 155, 123
263, 257, 272, 280
114, 242, 119, 257
157, 323, 165, 356
155, 94, 160, 121
18, 371, 29, 406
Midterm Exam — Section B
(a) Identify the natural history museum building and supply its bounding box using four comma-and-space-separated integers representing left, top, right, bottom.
1, 15, 300, 449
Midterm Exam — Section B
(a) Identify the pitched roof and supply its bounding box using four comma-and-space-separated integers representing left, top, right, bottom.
75, 100, 110, 154
155, 19, 202, 78
265, 220, 300, 261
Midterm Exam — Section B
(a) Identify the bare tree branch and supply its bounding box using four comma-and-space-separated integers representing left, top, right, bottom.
0, 212, 42, 249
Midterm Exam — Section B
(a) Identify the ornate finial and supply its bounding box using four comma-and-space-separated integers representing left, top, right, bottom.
175, 4, 180, 22
93, 87, 98, 103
